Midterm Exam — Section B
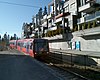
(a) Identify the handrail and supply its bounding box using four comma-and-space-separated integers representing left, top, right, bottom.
50, 48, 100, 58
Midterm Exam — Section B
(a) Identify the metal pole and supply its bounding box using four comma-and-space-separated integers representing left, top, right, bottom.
84, 55, 87, 71
71, 53, 73, 67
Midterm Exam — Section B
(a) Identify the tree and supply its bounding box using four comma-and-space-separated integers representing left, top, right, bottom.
2, 38, 4, 41
38, 7, 43, 25
4, 32, 7, 42
10, 36, 13, 40
17, 37, 19, 40
14, 34, 17, 40
0, 35, 1, 40
43, 6, 47, 16
8, 35, 10, 40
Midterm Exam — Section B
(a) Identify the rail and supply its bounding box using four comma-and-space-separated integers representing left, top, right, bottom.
49, 49, 100, 71
46, 49, 100, 80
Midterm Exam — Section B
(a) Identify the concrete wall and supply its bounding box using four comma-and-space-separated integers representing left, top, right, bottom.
49, 41, 68, 50
44, 34, 69, 50
46, 33, 100, 52
44, 26, 100, 52
71, 34, 100, 52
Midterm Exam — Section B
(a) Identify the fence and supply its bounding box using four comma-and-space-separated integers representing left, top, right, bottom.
48, 49, 100, 72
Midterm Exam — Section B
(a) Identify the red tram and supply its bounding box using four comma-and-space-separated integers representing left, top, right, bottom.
9, 38, 49, 58
9, 40, 17, 49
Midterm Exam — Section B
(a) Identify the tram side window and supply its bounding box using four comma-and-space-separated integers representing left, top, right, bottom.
10, 42, 12, 45
14, 41, 16, 46
20, 42, 24, 47
18, 42, 20, 46
25, 42, 28, 49
23, 42, 27, 48
22, 43, 24, 47
30, 43, 33, 49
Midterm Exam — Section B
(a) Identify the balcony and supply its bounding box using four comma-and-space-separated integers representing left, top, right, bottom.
79, 3, 94, 13
95, 10, 100, 18
77, 10, 100, 24
73, 26, 100, 37
79, 0, 100, 13
55, 12, 70, 19
54, 17, 62, 24
85, 13, 95, 22
77, 19, 81, 24
85, 11, 100, 22
64, 0, 69, 7
55, 13, 63, 19
42, 22, 47, 27
48, 26, 57, 31
47, 13, 53, 19
77, 17, 85, 24
90, 0, 100, 5
43, 15, 47, 20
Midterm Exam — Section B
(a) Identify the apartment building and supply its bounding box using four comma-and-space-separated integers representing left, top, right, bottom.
22, 23, 33, 39
22, 0, 100, 52
43, 0, 80, 50
44, 0, 100, 51
72, 0, 100, 51
77, 0, 100, 29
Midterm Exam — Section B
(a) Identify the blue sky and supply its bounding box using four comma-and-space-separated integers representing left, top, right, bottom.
0, 0, 51, 38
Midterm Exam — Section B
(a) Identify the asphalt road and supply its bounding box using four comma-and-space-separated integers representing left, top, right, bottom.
0, 50, 64, 80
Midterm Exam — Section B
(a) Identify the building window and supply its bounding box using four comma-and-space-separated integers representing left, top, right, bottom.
80, 0, 87, 6
65, 0, 69, 2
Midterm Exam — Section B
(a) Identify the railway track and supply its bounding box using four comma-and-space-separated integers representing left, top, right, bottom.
40, 58, 90, 80
39, 53, 100, 80
46, 63, 89, 80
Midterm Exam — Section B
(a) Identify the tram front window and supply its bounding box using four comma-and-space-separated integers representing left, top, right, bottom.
34, 41, 48, 53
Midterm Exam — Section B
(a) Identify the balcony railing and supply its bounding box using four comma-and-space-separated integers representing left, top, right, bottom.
85, 11, 100, 21
77, 10, 100, 25
95, 0, 100, 4
77, 19, 81, 24
85, 13, 95, 22
95, 11, 100, 17
86, 0, 100, 4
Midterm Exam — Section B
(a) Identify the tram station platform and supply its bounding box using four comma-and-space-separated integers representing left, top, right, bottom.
50, 49, 100, 67
0, 54, 64, 80
50, 48, 100, 58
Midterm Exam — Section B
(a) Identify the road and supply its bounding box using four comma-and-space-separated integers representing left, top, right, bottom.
0, 50, 64, 80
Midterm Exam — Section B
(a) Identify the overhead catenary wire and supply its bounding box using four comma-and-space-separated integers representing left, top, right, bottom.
0, 0, 41, 8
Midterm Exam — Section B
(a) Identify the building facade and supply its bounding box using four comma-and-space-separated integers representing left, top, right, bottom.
22, 0, 100, 52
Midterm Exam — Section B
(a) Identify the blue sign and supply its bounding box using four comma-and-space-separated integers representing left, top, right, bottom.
75, 41, 80, 50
